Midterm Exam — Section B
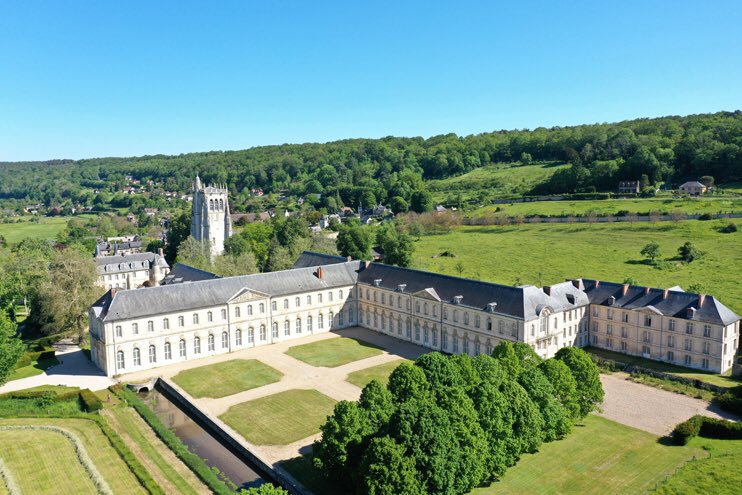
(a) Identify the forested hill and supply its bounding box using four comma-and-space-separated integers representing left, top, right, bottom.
1, 111, 741, 210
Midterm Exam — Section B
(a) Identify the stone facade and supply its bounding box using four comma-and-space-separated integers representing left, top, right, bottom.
190, 175, 233, 257
95, 252, 170, 290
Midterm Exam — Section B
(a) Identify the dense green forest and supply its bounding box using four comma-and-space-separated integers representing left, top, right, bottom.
1, 111, 740, 213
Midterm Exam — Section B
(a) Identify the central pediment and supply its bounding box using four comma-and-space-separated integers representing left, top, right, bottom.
228, 287, 270, 303
413, 287, 442, 302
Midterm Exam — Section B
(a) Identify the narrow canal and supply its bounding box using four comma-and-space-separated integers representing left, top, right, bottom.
140, 386, 267, 491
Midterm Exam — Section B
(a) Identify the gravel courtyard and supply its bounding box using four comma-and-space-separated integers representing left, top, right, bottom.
597, 372, 739, 436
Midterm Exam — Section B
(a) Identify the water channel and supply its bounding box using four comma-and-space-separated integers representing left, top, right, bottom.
140, 386, 267, 490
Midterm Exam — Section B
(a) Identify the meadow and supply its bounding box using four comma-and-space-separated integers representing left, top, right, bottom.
0, 216, 84, 244
411, 219, 742, 315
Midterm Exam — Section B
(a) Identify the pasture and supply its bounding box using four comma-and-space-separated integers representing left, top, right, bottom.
412, 219, 742, 315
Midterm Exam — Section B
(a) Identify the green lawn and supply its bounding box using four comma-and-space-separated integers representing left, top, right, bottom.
285, 337, 384, 368
412, 220, 742, 316
587, 347, 741, 389
472, 196, 742, 218
472, 415, 704, 495
428, 161, 570, 203
171, 359, 283, 398
346, 359, 409, 389
220, 389, 336, 445
7, 357, 59, 382
655, 436, 742, 494
0, 216, 95, 245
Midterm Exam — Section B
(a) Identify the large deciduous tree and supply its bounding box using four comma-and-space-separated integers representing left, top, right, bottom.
555, 347, 604, 417
0, 311, 24, 386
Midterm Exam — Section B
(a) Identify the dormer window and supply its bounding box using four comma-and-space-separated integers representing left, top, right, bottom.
453, 296, 463, 305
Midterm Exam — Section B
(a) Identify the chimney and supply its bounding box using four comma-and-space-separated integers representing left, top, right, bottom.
595, 280, 600, 288
158, 248, 164, 257
608, 296, 616, 306
663, 288, 669, 299
687, 307, 697, 319
346, 256, 352, 262
644, 286, 651, 296
698, 294, 706, 307
397, 284, 407, 292
373, 279, 382, 287
543, 286, 552, 296
453, 295, 463, 305
487, 302, 497, 313
622, 284, 630, 297
316, 266, 324, 280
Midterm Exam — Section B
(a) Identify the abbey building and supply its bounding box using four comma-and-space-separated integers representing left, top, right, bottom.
190, 175, 233, 256
89, 252, 740, 377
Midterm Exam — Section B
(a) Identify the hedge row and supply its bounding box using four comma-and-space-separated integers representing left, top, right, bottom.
671, 415, 742, 445
14, 349, 56, 369
111, 385, 234, 495
79, 389, 103, 413
0, 389, 80, 401
715, 385, 742, 416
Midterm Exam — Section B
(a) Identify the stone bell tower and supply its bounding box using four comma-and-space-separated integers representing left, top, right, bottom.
190, 175, 233, 257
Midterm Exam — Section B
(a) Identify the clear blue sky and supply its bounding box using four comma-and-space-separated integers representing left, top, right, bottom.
1, 0, 740, 161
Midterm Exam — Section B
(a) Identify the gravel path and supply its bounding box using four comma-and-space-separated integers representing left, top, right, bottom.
597, 372, 739, 436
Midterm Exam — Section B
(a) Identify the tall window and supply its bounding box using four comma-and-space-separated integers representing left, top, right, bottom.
703, 341, 710, 354
318, 293, 323, 303
179, 339, 186, 357
644, 315, 652, 327
260, 325, 267, 341
163, 318, 169, 330
247, 305, 253, 316
318, 313, 324, 329
221, 309, 227, 320
703, 325, 711, 338
329, 291, 334, 302
248, 327, 254, 343
178, 316, 184, 327
668, 319, 675, 331
235, 306, 241, 318
307, 316, 312, 333
271, 301, 277, 311
194, 337, 201, 354
207, 311, 213, 322
148, 320, 154, 332
442, 332, 448, 350
329, 311, 334, 329
307, 294, 312, 305
115, 325, 122, 337
295, 297, 301, 307
259, 303, 265, 313
686, 322, 694, 334
276, 322, 282, 338
193, 313, 199, 324
339, 290, 343, 300
339, 311, 344, 327
222, 331, 228, 348
236, 329, 242, 345
208, 334, 215, 351
117, 351, 125, 369
284, 299, 289, 309
149, 345, 156, 363
295, 318, 301, 334
133, 347, 141, 366
164, 342, 172, 360
272, 322, 278, 337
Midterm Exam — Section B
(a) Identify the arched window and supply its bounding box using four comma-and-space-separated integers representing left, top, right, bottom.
194, 337, 201, 354
318, 293, 323, 303
329, 291, 334, 302
248, 327, 255, 343
117, 351, 125, 369
339, 311, 344, 326
178, 315, 184, 327
283, 320, 289, 336
149, 345, 156, 363
236, 329, 242, 345
132, 322, 139, 334
148, 320, 154, 332
272, 321, 278, 337
193, 313, 199, 324
306, 294, 312, 305
296, 317, 302, 334
133, 347, 141, 366
295, 297, 301, 307
318, 313, 324, 329
260, 325, 267, 341
219, 199, 224, 210
115, 325, 122, 337
339, 290, 344, 300
222, 331, 228, 348
163, 318, 169, 330
235, 306, 241, 318
179, 339, 186, 357
329, 311, 334, 329
209, 199, 214, 211
208, 334, 215, 351
282, 299, 288, 309
247, 305, 253, 316
207, 311, 213, 322
272, 301, 277, 311
307, 316, 312, 332
221, 309, 227, 320
164, 341, 172, 360
539, 311, 549, 333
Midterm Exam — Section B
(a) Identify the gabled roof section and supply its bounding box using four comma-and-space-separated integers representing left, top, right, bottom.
292, 251, 348, 269
414, 288, 442, 301
582, 279, 740, 326
227, 287, 271, 303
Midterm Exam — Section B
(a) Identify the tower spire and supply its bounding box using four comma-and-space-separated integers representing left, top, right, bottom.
195, 174, 202, 191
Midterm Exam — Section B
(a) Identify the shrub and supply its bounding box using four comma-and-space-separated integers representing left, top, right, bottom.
79, 389, 102, 413
672, 415, 703, 445
38, 350, 56, 361
698, 213, 713, 220
720, 223, 738, 233
715, 390, 742, 416
698, 417, 742, 440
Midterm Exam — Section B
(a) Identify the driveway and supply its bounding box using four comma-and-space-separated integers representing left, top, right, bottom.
0, 347, 115, 393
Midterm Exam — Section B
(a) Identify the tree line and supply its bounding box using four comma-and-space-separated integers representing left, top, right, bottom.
1, 111, 740, 214
312, 342, 604, 495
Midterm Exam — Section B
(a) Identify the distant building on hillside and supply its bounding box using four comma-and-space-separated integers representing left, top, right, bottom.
679, 181, 708, 196
618, 181, 641, 193
95, 251, 169, 290
190, 175, 233, 257
95, 238, 144, 257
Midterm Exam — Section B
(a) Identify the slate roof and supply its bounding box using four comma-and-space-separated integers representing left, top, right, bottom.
97, 260, 362, 321
357, 263, 587, 321
680, 181, 706, 188
161, 263, 221, 285
292, 251, 348, 269
581, 279, 739, 326
95, 253, 168, 275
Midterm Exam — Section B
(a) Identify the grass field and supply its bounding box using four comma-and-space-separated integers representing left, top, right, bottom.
346, 359, 408, 389
172, 359, 283, 399
428, 161, 570, 203
472, 196, 742, 218
220, 389, 336, 445
0, 427, 99, 495
587, 347, 741, 389
285, 337, 384, 368
472, 415, 704, 495
7, 357, 59, 382
0, 417, 147, 495
0, 215, 96, 244
104, 406, 208, 495
411, 220, 742, 316
654, 436, 742, 494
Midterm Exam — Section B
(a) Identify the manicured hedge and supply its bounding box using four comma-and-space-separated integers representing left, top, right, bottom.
79, 389, 103, 413
715, 385, 742, 416
672, 415, 742, 445
13, 348, 56, 369
111, 385, 234, 495
0, 389, 80, 401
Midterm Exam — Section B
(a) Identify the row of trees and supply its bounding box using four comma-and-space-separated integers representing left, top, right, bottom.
336, 219, 415, 266
2, 111, 741, 212
312, 343, 603, 495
